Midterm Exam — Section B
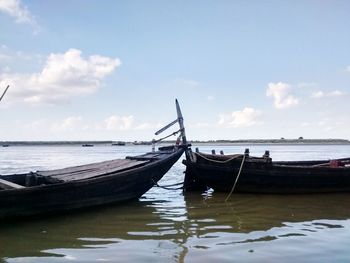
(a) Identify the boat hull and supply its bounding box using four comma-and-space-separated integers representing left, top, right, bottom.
183, 153, 350, 194
0, 148, 184, 220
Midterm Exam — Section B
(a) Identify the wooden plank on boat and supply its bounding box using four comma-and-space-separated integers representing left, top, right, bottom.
127, 153, 164, 161
63, 161, 147, 181
37, 159, 138, 177
0, 178, 25, 189
58, 160, 148, 181
37, 159, 149, 182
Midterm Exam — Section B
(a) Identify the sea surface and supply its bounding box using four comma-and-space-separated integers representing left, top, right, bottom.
1, 144, 350, 263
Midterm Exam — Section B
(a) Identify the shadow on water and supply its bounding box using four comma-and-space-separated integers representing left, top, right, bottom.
1, 191, 350, 262
0, 200, 166, 259
185, 191, 350, 233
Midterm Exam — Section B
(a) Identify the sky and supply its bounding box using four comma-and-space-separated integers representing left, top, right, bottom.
0, 0, 350, 141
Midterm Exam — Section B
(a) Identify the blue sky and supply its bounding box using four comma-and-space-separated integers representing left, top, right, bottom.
1, 0, 350, 141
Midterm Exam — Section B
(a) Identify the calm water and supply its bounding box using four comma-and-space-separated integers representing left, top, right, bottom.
1, 144, 350, 263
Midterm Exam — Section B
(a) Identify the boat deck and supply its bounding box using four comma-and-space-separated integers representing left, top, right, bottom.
36, 159, 149, 182
36, 149, 177, 182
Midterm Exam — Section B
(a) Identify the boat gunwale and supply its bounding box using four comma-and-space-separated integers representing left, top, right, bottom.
192, 151, 350, 168
185, 159, 350, 173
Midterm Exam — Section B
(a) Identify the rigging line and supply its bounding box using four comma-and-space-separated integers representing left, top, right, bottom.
225, 153, 246, 202
195, 152, 244, 164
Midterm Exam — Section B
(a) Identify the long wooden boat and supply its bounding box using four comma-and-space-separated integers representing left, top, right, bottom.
182, 149, 350, 194
0, 146, 185, 220
0, 99, 188, 220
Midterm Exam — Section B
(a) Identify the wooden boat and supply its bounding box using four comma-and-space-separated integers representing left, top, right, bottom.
0, 99, 188, 220
82, 144, 94, 147
182, 149, 350, 194
112, 141, 126, 146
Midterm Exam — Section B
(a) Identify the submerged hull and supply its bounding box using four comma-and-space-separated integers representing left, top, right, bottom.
0, 147, 184, 220
183, 152, 350, 194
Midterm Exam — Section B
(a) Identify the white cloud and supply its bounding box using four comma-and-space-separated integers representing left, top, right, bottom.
56, 116, 84, 130
311, 90, 345, 99
311, 90, 324, 98
266, 82, 299, 109
0, 0, 39, 31
0, 48, 120, 105
329, 90, 344, 97
346, 66, 350, 72
104, 115, 134, 131
25, 115, 138, 133
25, 116, 87, 132
218, 107, 262, 128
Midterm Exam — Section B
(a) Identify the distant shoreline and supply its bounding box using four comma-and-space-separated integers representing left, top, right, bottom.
191, 139, 350, 145
1, 139, 350, 146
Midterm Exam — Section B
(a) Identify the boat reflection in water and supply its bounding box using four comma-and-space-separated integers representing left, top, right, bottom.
1, 190, 350, 262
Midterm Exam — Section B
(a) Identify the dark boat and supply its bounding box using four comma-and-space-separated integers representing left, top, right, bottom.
112, 141, 126, 146
182, 149, 350, 194
0, 99, 188, 220
82, 144, 94, 147
133, 141, 152, 145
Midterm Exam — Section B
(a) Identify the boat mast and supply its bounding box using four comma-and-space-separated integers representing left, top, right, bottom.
0, 85, 9, 103
154, 99, 189, 147
175, 99, 187, 145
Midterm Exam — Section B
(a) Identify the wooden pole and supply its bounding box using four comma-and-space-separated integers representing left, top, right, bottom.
175, 99, 187, 145
175, 99, 194, 164
155, 119, 178, 136
0, 85, 10, 102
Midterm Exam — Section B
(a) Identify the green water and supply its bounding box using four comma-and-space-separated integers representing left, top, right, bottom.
1, 144, 350, 262
1, 192, 350, 262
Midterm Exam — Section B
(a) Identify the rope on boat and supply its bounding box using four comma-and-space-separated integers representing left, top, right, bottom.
152, 179, 184, 190
225, 153, 246, 202
195, 152, 244, 163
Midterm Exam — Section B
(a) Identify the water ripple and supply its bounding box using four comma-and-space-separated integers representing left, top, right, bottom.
2, 145, 350, 262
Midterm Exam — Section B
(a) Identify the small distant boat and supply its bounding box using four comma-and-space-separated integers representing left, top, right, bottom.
82, 144, 94, 147
2, 144, 9, 147
183, 149, 350, 194
133, 141, 152, 145
0, 99, 188, 220
112, 141, 126, 146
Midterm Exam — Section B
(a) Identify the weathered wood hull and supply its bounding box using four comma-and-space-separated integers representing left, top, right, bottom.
183, 152, 350, 194
0, 148, 184, 220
